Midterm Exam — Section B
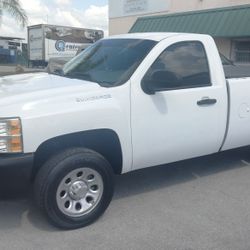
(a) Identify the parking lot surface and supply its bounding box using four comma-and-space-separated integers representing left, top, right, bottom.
1, 148, 250, 250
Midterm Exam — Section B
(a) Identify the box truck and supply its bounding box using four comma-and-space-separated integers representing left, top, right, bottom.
28, 24, 104, 67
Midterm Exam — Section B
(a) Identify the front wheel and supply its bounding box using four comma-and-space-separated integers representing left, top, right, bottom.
34, 148, 114, 229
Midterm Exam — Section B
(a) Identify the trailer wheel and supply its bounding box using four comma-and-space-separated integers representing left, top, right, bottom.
34, 148, 114, 229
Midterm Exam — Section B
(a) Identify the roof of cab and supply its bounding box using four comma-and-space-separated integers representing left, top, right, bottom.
108, 32, 182, 41
108, 32, 210, 41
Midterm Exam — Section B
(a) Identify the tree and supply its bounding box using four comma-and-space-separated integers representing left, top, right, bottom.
0, 0, 28, 28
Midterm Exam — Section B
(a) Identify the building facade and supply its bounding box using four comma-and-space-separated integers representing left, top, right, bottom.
109, 0, 250, 63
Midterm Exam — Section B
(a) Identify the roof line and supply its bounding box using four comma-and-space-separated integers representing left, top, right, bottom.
0, 36, 25, 40
28, 24, 103, 32
136, 4, 250, 21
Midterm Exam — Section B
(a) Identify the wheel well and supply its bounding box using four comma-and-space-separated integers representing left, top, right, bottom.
32, 129, 123, 179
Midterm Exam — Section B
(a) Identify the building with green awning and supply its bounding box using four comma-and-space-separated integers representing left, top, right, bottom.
129, 4, 250, 63
130, 5, 250, 37
109, 1, 250, 64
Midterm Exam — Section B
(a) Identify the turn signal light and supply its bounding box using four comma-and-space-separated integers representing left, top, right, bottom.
0, 118, 23, 153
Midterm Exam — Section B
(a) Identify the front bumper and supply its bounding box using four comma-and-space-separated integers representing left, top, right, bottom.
0, 153, 34, 192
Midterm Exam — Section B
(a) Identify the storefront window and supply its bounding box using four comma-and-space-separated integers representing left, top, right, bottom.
234, 41, 250, 63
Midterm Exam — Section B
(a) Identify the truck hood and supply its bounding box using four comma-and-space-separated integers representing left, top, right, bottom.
0, 72, 103, 117
0, 72, 100, 97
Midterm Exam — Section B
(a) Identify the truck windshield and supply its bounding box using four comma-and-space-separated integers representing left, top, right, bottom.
62, 39, 157, 86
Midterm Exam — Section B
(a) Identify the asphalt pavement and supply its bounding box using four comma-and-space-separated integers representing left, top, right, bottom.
1, 148, 250, 250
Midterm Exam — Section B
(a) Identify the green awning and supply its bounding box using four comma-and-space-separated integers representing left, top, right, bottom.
129, 5, 250, 37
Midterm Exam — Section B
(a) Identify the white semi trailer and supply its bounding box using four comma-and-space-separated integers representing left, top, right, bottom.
27, 24, 104, 67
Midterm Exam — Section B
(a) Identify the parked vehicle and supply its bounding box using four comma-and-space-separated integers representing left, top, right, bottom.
28, 24, 103, 67
1, 33, 250, 229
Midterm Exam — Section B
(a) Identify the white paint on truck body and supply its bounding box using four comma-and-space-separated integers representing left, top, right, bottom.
0, 73, 133, 173
130, 34, 228, 169
222, 78, 250, 150
1, 33, 250, 174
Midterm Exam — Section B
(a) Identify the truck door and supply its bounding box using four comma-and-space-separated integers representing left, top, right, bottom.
131, 39, 228, 170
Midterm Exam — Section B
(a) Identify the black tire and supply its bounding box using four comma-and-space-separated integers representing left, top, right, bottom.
34, 148, 114, 230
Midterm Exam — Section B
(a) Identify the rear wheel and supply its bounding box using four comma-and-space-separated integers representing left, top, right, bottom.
34, 148, 114, 229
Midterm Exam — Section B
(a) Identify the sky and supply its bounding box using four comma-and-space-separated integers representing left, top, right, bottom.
0, 0, 108, 40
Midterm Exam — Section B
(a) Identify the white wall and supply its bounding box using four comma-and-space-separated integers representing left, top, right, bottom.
109, 0, 170, 18
109, 0, 250, 35
171, 0, 250, 13
215, 38, 232, 59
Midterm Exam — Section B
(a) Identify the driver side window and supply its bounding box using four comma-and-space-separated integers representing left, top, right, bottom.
143, 41, 211, 90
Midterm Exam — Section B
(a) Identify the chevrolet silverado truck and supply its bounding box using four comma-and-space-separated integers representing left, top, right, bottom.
1, 33, 250, 229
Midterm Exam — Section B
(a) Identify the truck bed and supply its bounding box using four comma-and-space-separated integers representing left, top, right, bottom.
223, 64, 250, 79
222, 77, 250, 151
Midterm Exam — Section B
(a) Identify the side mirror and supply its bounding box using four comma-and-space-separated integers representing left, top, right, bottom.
141, 70, 180, 95
141, 78, 158, 95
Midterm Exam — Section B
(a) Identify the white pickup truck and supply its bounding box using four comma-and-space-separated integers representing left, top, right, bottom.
1, 33, 250, 229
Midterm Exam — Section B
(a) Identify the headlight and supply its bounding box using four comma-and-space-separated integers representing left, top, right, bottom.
0, 118, 23, 153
